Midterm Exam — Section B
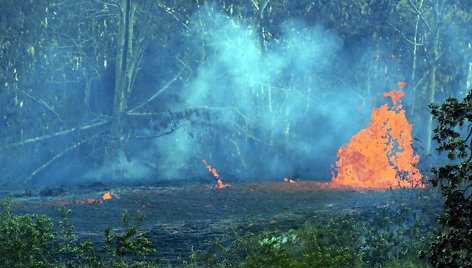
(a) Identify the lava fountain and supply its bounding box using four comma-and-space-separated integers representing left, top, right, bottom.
331, 88, 423, 189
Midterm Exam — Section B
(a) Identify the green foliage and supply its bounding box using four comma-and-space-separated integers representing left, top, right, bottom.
427, 92, 472, 267
56, 206, 103, 267
187, 206, 434, 268
0, 195, 56, 267
0, 196, 158, 267
103, 209, 158, 266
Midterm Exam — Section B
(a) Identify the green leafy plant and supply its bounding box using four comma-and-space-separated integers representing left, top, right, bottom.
426, 92, 472, 267
103, 209, 158, 266
56, 206, 103, 267
186, 203, 435, 268
0, 195, 56, 267
0, 195, 158, 267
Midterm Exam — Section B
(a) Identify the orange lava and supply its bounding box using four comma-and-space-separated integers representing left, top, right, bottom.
75, 198, 96, 204
213, 179, 231, 189
75, 192, 113, 204
102, 192, 112, 200
331, 89, 422, 188
397, 82, 407, 89
283, 178, 295, 183
202, 160, 231, 189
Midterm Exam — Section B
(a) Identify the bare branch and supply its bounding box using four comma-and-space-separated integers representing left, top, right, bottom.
387, 22, 424, 46
412, 50, 444, 92
18, 89, 66, 128
0, 119, 109, 150
250, 0, 259, 10
25, 135, 97, 182
156, 2, 188, 29
407, 0, 432, 32
127, 65, 186, 114
260, 0, 270, 17
132, 121, 181, 139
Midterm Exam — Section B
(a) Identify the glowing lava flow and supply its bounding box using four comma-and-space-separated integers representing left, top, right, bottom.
202, 160, 230, 189
75, 192, 113, 204
283, 178, 295, 183
331, 89, 422, 189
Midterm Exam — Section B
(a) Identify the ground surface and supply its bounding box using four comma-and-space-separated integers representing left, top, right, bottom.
2, 181, 410, 265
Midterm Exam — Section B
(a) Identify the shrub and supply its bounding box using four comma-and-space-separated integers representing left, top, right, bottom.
0, 195, 158, 267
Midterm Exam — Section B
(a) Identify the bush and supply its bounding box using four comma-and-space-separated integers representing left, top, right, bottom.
0, 195, 158, 267
0, 195, 56, 267
427, 92, 472, 267
187, 206, 434, 268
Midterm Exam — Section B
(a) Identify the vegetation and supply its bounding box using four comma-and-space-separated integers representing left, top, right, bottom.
0, 192, 438, 267
0, 195, 158, 267
427, 91, 472, 267
186, 202, 435, 268
1, 0, 472, 266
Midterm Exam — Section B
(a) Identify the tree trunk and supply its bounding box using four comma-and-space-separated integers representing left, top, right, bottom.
106, 0, 133, 162
425, 2, 442, 155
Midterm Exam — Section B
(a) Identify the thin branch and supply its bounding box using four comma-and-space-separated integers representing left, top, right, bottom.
132, 121, 181, 139
156, 2, 188, 29
387, 22, 424, 46
0, 119, 109, 150
25, 135, 97, 182
412, 50, 444, 93
407, 0, 432, 32
18, 89, 66, 128
127, 65, 186, 114
250, 0, 259, 10
260, 0, 270, 18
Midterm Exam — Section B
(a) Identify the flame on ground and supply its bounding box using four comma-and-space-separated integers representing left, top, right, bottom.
75, 192, 113, 204
102, 192, 112, 200
331, 89, 423, 189
202, 160, 230, 189
283, 178, 295, 183
213, 179, 230, 189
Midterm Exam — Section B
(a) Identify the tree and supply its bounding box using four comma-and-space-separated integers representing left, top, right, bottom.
427, 91, 472, 266
395, 0, 472, 155
0, 0, 192, 184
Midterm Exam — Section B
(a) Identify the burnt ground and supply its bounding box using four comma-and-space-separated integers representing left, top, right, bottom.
1, 181, 434, 265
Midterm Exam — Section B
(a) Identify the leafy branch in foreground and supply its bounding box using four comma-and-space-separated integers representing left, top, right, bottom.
426, 90, 472, 267
0, 196, 158, 267
0, 195, 56, 267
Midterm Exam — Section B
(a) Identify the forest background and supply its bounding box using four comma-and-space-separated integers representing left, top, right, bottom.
1, 0, 471, 186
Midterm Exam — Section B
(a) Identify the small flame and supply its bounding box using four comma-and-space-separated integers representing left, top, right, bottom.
202, 160, 230, 189
213, 179, 230, 189
102, 192, 112, 200
283, 178, 295, 183
397, 82, 407, 89
75, 192, 113, 204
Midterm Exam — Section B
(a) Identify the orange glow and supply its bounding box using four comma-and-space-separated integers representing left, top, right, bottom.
202, 160, 230, 189
102, 192, 112, 200
75, 198, 96, 204
331, 89, 422, 189
75, 192, 113, 204
383, 89, 404, 105
397, 82, 407, 88
213, 179, 231, 189
283, 178, 295, 183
